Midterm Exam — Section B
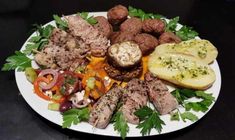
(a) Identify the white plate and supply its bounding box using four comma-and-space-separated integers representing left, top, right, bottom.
15, 12, 221, 137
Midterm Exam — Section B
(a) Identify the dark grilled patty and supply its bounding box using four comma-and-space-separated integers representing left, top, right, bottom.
104, 62, 143, 82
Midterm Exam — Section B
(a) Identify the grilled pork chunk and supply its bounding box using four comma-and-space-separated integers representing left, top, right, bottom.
89, 84, 123, 129
67, 15, 109, 57
145, 72, 178, 115
121, 79, 148, 124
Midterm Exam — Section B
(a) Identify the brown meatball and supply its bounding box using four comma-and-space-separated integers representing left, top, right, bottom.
142, 19, 165, 33
107, 5, 128, 25
94, 16, 113, 38
111, 31, 135, 44
120, 17, 142, 34
159, 32, 181, 44
105, 62, 143, 82
134, 33, 159, 55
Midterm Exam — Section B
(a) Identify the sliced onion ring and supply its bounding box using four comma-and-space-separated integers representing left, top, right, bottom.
72, 99, 90, 108
38, 69, 59, 90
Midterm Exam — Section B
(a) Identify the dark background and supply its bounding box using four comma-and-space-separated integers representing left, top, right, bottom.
0, 0, 235, 140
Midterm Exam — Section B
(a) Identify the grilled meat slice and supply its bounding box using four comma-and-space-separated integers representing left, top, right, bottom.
89, 84, 123, 129
67, 15, 109, 57
34, 28, 90, 71
121, 79, 148, 124
145, 72, 178, 115
107, 41, 142, 69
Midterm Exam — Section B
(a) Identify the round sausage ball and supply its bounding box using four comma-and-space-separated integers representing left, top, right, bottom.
120, 17, 142, 34
105, 62, 143, 82
107, 5, 128, 25
134, 33, 159, 55
142, 19, 165, 34
159, 32, 181, 44
107, 41, 142, 69
111, 31, 135, 44
94, 16, 113, 38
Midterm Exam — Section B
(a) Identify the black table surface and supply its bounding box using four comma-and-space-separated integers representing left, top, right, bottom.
0, 0, 235, 139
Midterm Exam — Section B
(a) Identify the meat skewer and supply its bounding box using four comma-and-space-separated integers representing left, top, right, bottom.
89, 84, 123, 129
121, 79, 148, 124
144, 72, 178, 115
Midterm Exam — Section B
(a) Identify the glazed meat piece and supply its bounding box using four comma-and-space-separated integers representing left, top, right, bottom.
144, 72, 178, 115
67, 15, 109, 57
89, 84, 123, 129
120, 17, 142, 34
142, 19, 165, 34
104, 62, 143, 82
34, 28, 90, 71
121, 79, 148, 124
107, 5, 128, 25
159, 32, 181, 44
107, 41, 142, 68
134, 33, 159, 55
111, 31, 135, 44
94, 16, 113, 38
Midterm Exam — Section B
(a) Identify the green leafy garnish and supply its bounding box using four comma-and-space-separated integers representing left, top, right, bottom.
135, 106, 165, 136
180, 111, 198, 122
62, 108, 90, 128
53, 14, 68, 30
128, 6, 164, 20
78, 12, 97, 25
171, 89, 214, 121
165, 16, 179, 32
2, 51, 32, 71
113, 111, 129, 140
176, 25, 199, 41
170, 111, 180, 121
24, 24, 54, 55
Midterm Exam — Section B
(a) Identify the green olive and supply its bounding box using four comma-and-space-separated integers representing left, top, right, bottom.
25, 67, 37, 83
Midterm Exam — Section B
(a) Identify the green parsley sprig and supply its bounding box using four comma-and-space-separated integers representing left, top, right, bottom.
170, 89, 215, 122
128, 6, 164, 20
62, 108, 90, 128
2, 51, 32, 71
78, 12, 97, 25
23, 24, 55, 55
113, 111, 129, 140
134, 106, 165, 136
53, 15, 68, 30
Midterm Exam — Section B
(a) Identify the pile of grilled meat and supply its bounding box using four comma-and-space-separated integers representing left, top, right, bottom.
34, 5, 181, 129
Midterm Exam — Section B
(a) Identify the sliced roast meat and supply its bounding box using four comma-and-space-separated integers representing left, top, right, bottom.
67, 15, 109, 57
94, 16, 113, 38
89, 84, 123, 129
121, 79, 148, 124
159, 31, 181, 44
144, 72, 178, 115
34, 28, 90, 71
